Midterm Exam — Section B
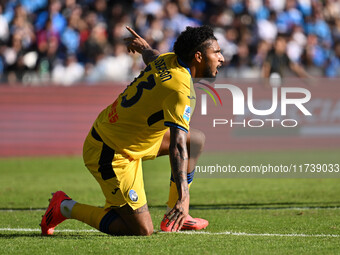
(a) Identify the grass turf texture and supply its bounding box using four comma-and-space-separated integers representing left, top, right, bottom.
0, 149, 340, 254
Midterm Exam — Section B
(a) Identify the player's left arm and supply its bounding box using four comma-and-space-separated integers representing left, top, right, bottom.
124, 26, 160, 65
166, 126, 190, 231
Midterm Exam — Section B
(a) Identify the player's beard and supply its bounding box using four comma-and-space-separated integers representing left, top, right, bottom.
202, 64, 217, 82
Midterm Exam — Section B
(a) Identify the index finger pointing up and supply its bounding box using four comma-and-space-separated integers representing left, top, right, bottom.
126, 26, 140, 38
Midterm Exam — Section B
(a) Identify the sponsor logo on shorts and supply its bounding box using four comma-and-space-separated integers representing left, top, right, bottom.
129, 189, 138, 202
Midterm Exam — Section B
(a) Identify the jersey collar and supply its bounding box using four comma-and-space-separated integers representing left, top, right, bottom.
177, 57, 191, 76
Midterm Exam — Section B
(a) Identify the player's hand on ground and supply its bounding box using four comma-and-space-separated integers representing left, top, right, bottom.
165, 196, 189, 232
124, 26, 151, 54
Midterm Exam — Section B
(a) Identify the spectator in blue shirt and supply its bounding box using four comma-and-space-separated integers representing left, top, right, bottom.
276, 0, 303, 34
35, 0, 66, 35
61, 14, 79, 54
326, 41, 340, 77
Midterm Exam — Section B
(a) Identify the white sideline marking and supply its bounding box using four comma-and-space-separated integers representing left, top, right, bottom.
0, 228, 98, 233
165, 231, 340, 238
1, 207, 340, 212
0, 228, 339, 238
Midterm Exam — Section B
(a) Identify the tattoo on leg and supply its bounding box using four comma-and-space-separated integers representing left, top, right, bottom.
132, 204, 149, 215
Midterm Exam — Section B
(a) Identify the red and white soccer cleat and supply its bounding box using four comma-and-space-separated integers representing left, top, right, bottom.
160, 214, 209, 232
180, 214, 209, 230
40, 191, 72, 236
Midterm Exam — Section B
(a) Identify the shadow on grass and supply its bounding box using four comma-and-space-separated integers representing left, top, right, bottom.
187, 201, 340, 210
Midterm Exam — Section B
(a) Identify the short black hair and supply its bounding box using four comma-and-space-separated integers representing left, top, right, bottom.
173, 26, 217, 64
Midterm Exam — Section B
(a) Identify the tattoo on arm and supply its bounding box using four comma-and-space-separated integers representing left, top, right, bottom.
169, 127, 189, 198
176, 173, 189, 193
179, 155, 188, 160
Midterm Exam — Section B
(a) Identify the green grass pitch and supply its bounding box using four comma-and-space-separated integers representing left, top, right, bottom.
0, 149, 340, 254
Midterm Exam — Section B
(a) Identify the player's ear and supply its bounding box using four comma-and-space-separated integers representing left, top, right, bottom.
194, 51, 203, 63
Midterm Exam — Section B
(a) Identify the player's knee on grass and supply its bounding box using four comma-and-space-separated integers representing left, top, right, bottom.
105, 213, 153, 236
109, 204, 154, 236
132, 222, 154, 236
127, 206, 154, 236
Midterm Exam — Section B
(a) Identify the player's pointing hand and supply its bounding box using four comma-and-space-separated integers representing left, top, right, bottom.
124, 26, 152, 54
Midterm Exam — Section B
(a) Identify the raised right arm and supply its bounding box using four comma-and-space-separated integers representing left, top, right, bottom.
124, 26, 160, 65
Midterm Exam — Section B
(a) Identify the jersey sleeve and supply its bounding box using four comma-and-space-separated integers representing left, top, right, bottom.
163, 91, 191, 133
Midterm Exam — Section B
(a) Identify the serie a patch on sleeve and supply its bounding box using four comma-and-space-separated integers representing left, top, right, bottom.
183, 105, 191, 122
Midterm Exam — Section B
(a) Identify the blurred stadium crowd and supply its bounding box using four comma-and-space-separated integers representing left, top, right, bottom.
0, 0, 340, 85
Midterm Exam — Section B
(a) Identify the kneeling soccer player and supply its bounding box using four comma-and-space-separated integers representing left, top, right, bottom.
40, 25, 224, 236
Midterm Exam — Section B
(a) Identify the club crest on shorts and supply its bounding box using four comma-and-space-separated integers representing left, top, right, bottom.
129, 189, 138, 202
